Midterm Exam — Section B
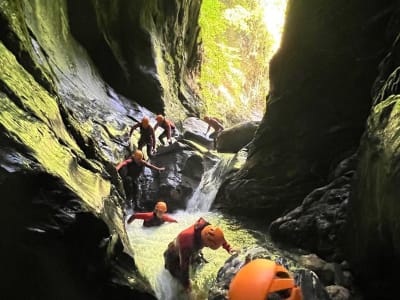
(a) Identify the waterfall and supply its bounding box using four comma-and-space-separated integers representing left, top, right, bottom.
186, 154, 236, 212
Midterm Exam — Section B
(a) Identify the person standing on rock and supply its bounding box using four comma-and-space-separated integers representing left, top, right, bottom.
129, 116, 156, 158
126, 201, 177, 227
203, 116, 224, 149
163, 217, 236, 292
116, 150, 165, 207
154, 114, 177, 146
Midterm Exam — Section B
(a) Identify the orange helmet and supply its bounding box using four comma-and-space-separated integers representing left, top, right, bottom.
201, 225, 225, 250
156, 114, 164, 122
203, 116, 210, 122
228, 259, 303, 300
142, 116, 150, 127
155, 201, 167, 212
133, 150, 143, 160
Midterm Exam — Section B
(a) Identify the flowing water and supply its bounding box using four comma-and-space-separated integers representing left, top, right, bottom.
127, 155, 267, 299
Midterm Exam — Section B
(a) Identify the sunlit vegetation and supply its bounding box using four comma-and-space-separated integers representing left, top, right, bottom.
199, 0, 287, 125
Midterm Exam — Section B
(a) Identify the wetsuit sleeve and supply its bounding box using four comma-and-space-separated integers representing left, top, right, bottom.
205, 124, 211, 135
129, 122, 140, 136
150, 127, 156, 149
162, 214, 178, 223
222, 240, 232, 253
142, 160, 164, 171
132, 212, 154, 221
116, 158, 132, 171
165, 121, 172, 140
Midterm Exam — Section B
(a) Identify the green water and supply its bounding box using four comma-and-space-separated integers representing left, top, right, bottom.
126, 210, 266, 300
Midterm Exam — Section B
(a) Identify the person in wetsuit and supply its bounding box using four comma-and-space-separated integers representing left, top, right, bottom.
203, 116, 224, 149
154, 114, 177, 146
129, 116, 156, 158
116, 150, 165, 207
163, 217, 235, 291
126, 201, 177, 227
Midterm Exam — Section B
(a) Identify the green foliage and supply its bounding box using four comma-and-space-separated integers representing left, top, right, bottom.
199, 0, 281, 125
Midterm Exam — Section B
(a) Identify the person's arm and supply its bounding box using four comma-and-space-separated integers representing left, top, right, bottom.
154, 123, 159, 131
222, 240, 232, 253
165, 121, 172, 141
162, 214, 178, 223
127, 212, 154, 224
142, 160, 165, 171
215, 120, 224, 131
205, 124, 211, 135
150, 127, 156, 150
116, 158, 132, 171
129, 122, 140, 137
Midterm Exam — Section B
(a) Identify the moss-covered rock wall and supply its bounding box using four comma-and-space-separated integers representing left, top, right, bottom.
67, 0, 202, 119
216, 0, 396, 219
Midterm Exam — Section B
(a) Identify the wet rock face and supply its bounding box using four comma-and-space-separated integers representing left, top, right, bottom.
217, 0, 396, 220
216, 121, 259, 153
131, 140, 211, 211
343, 9, 400, 299
67, 0, 202, 116
269, 154, 357, 261
0, 172, 154, 300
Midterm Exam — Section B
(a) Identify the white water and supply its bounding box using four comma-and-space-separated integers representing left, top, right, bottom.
186, 154, 236, 212
126, 154, 264, 299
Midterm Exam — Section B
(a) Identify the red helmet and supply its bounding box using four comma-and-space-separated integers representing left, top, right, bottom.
203, 116, 210, 122
156, 114, 164, 122
228, 259, 303, 300
155, 201, 167, 212
142, 116, 150, 127
201, 225, 225, 250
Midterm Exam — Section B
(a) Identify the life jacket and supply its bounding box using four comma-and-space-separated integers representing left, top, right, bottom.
143, 212, 164, 227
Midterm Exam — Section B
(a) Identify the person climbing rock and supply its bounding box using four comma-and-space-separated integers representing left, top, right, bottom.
163, 217, 236, 291
126, 201, 177, 227
228, 258, 303, 300
116, 150, 165, 207
154, 114, 177, 146
203, 116, 224, 149
129, 116, 156, 158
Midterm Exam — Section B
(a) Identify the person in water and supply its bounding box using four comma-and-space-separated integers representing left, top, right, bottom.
126, 201, 177, 227
129, 116, 156, 158
203, 116, 224, 149
228, 258, 303, 300
154, 114, 177, 146
116, 150, 165, 207
163, 217, 236, 291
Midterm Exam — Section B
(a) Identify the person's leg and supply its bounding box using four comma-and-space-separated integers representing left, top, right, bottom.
122, 176, 134, 209
146, 143, 152, 158
209, 132, 217, 149
138, 138, 145, 150
159, 131, 167, 145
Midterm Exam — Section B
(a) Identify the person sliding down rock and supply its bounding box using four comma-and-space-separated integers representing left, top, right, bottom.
116, 150, 165, 208
126, 201, 177, 227
154, 114, 177, 146
163, 217, 237, 291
